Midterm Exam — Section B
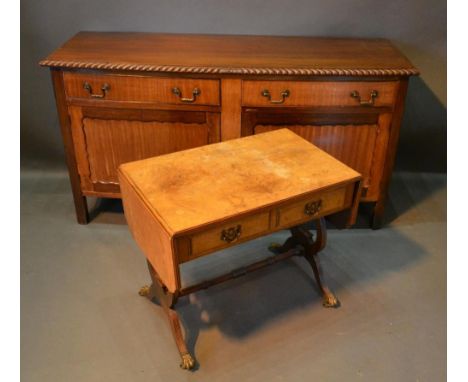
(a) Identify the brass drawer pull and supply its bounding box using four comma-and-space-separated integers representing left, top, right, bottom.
304, 200, 322, 216
261, 89, 290, 104
350, 90, 378, 106
221, 225, 242, 243
172, 87, 201, 103
83, 82, 110, 98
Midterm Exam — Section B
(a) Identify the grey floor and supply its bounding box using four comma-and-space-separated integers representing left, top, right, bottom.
21, 170, 446, 382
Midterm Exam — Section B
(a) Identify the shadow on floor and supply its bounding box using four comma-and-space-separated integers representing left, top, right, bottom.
171, 222, 430, 358
88, 197, 126, 225
384, 172, 446, 225
54, 171, 444, 360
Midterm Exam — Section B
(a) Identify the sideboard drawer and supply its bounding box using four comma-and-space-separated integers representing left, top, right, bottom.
278, 186, 352, 228
188, 212, 271, 258
63, 72, 220, 105
242, 80, 398, 107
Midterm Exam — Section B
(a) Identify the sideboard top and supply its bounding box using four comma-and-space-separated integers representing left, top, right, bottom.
40, 32, 418, 77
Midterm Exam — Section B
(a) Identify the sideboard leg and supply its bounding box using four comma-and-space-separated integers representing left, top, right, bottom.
371, 199, 385, 230
73, 194, 89, 225
50, 70, 90, 225
139, 261, 195, 370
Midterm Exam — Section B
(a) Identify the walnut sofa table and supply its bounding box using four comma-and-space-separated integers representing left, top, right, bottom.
119, 129, 361, 370
41, 32, 417, 228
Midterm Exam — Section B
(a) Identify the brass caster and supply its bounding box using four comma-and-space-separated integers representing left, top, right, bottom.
138, 285, 150, 297
322, 292, 340, 308
179, 352, 195, 370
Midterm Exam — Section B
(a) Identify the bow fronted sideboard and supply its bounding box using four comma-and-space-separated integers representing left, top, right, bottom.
40, 32, 418, 228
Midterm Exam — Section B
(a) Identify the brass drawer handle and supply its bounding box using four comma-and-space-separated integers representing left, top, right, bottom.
304, 200, 322, 216
172, 87, 201, 103
83, 82, 110, 98
221, 225, 242, 243
261, 89, 290, 104
350, 90, 378, 106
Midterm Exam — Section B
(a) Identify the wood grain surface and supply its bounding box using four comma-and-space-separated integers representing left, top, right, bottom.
119, 129, 361, 235
120, 172, 179, 292
64, 72, 220, 106
254, 124, 378, 192
221, 79, 242, 140
40, 32, 418, 76
277, 186, 349, 228
82, 119, 216, 184
68, 106, 220, 192
242, 81, 398, 107
50, 70, 90, 224
190, 212, 271, 257
44, 32, 415, 227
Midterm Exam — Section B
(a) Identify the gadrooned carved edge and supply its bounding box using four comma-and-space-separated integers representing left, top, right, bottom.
39, 60, 419, 76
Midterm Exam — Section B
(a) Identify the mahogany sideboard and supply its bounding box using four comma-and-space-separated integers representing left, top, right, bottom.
40, 32, 418, 228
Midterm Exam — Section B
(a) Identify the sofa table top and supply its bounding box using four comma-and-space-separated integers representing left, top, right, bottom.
40, 32, 418, 77
118, 129, 361, 235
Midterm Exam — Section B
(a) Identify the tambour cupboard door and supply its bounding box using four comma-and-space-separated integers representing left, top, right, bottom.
68, 106, 221, 196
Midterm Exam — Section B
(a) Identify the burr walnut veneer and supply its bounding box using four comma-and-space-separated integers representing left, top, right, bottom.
118, 129, 362, 369
40, 32, 418, 228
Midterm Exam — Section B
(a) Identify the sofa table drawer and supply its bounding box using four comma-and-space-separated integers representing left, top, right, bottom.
63, 72, 220, 105
278, 186, 352, 228
181, 212, 271, 260
242, 80, 398, 108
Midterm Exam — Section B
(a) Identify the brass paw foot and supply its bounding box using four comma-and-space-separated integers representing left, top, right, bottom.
268, 243, 282, 254
180, 352, 195, 370
138, 285, 150, 297
322, 291, 340, 308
